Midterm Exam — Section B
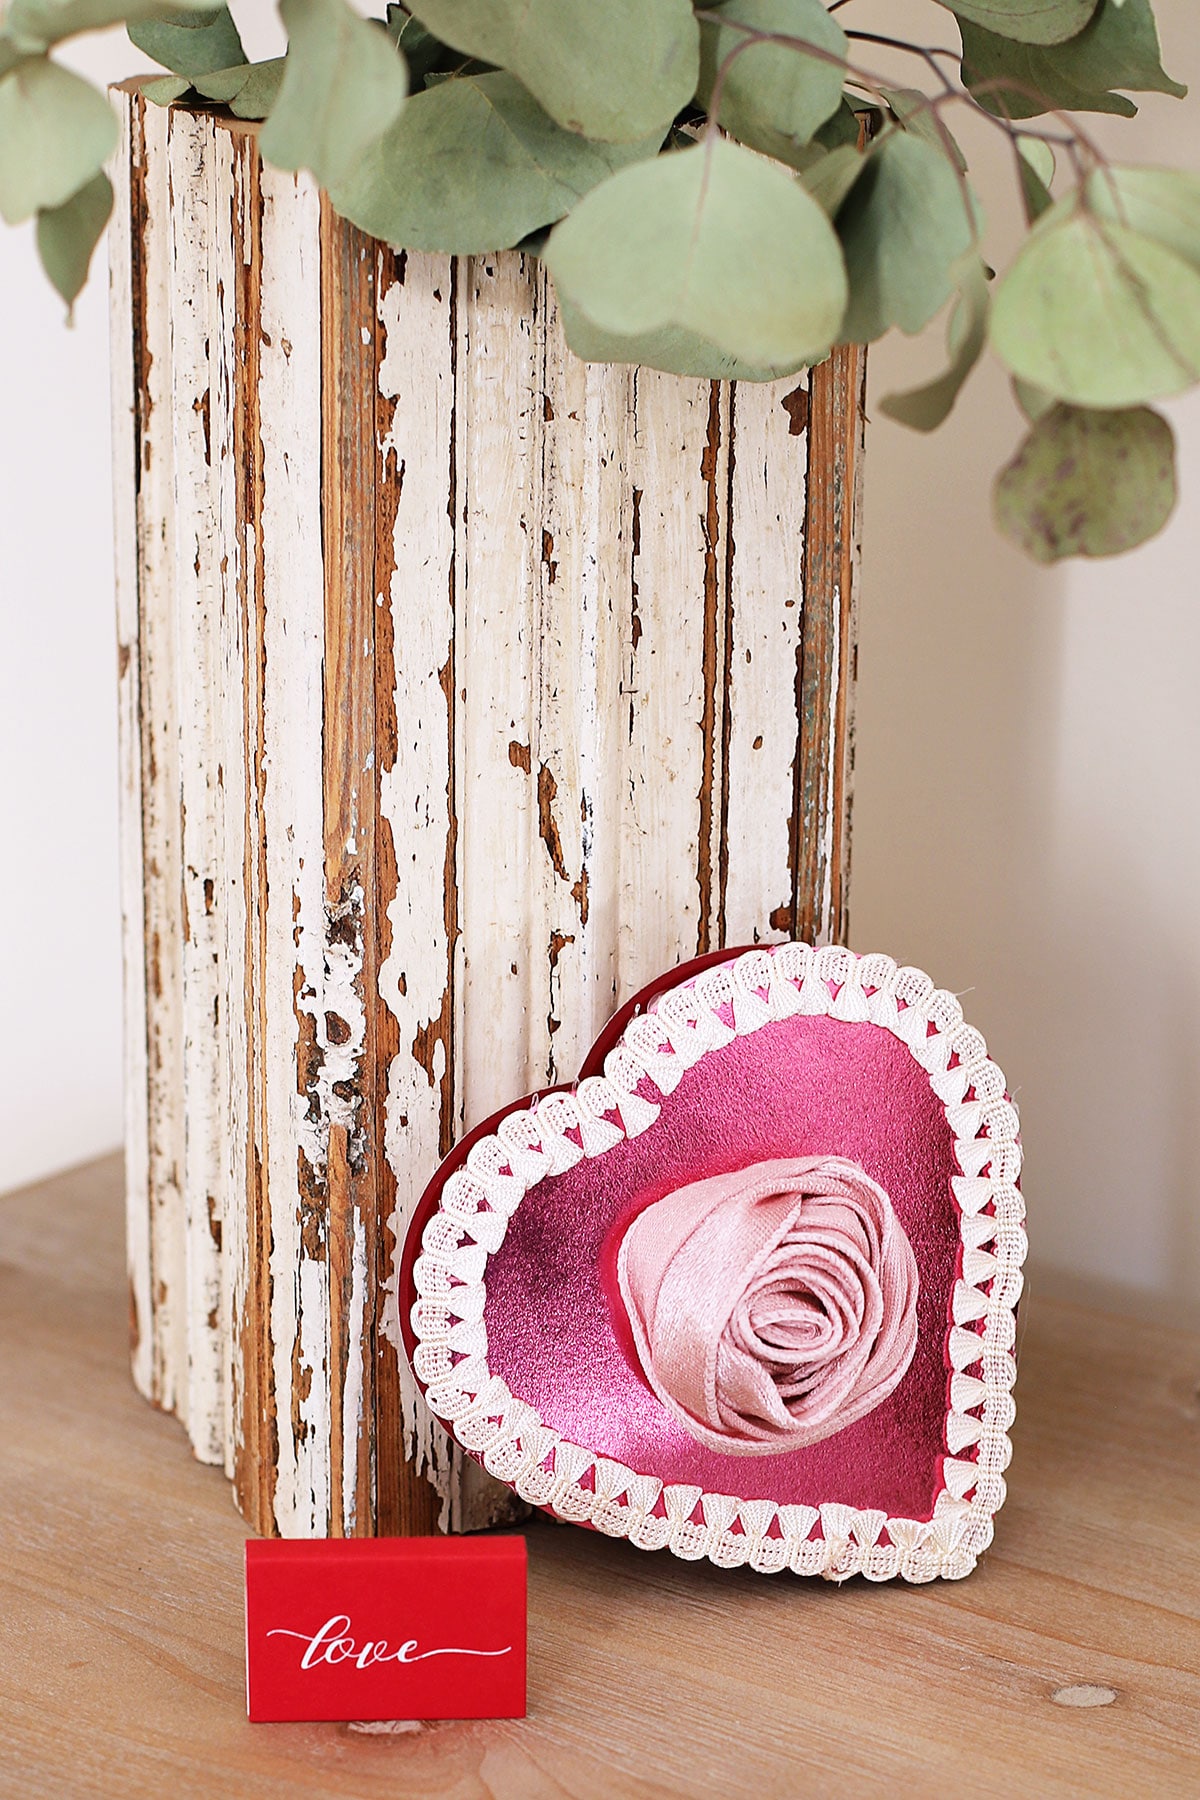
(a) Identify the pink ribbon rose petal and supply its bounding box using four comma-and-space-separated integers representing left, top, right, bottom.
616, 1155, 919, 1456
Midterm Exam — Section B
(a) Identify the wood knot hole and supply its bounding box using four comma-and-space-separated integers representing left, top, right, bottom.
1051, 1684, 1118, 1709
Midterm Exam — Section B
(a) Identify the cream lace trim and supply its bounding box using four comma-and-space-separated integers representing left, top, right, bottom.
408, 943, 1027, 1583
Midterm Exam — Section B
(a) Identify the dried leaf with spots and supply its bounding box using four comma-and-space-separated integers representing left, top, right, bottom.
994, 403, 1176, 561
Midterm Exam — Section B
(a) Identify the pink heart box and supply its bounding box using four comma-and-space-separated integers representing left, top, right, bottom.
398, 943, 1026, 1582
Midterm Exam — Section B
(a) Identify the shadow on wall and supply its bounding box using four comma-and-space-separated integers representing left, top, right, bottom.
853, 292, 1200, 1326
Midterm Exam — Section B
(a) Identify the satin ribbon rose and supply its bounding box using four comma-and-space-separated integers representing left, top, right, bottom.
616, 1155, 919, 1456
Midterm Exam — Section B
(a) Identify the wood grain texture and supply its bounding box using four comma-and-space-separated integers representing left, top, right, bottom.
4, 1158, 1200, 1800
111, 96, 867, 1538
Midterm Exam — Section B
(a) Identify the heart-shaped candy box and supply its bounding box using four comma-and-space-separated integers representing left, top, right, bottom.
400, 942, 1025, 1581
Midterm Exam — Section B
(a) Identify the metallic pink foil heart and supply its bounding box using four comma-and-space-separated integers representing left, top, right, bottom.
481, 1013, 959, 1522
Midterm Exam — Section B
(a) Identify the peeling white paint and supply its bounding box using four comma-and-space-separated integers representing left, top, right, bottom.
168, 109, 227, 1464
133, 98, 188, 1425
114, 103, 862, 1538
258, 161, 329, 1538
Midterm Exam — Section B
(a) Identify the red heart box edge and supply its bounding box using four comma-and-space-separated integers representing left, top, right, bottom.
396, 944, 755, 1371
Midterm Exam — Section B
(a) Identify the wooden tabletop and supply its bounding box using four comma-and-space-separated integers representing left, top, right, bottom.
3, 1156, 1198, 1798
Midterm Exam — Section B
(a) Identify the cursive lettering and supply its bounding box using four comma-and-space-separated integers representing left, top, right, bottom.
267, 1615, 512, 1672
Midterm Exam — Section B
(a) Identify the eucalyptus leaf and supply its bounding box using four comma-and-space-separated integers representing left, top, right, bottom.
557, 295, 801, 382
990, 204, 1200, 406
189, 61, 254, 102
142, 73, 191, 105
882, 86, 966, 172
880, 255, 990, 430
408, 0, 698, 142
0, 37, 30, 78
814, 97, 864, 151
1016, 134, 1055, 219
0, 57, 116, 225
697, 0, 846, 167
837, 131, 978, 342
260, 0, 408, 193
185, 57, 286, 118
142, 55, 286, 117
801, 142, 867, 217
6, 0, 212, 51
385, 5, 454, 86
994, 402, 1176, 559
544, 137, 847, 368
960, 0, 1185, 120
937, 0, 1099, 46
1084, 165, 1200, 272
332, 71, 661, 254
128, 6, 243, 80
226, 58, 285, 120
36, 165, 110, 308
1013, 375, 1056, 418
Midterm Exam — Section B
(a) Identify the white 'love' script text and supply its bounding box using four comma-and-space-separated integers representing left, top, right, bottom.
267, 1615, 513, 1672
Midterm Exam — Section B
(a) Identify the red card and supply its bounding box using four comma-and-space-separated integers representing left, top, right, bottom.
244, 1536, 527, 1722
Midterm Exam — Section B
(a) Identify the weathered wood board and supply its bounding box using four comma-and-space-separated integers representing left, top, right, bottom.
110, 91, 866, 1538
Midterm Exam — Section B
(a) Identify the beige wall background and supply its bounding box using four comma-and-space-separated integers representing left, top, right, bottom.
2, 2, 1196, 1319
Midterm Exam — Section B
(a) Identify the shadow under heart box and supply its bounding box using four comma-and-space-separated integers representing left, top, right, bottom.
398, 942, 1026, 1582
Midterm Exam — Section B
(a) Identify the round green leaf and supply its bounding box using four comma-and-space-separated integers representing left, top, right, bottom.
408, 0, 698, 142
837, 132, 979, 343
991, 205, 1200, 406
227, 59, 286, 121
1016, 135, 1055, 220
995, 403, 1176, 560
36, 165, 111, 308
1013, 375, 1056, 419
142, 74, 191, 107
960, 0, 1185, 119
0, 38, 26, 80
557, 295, 802, 383
543, 137, 848, 369
1085, 166, 1200, 273
938, 0, 1099, 47
332, 72, 661, 254
260, 0, 407, 193
5, 0, 214, 52
0, 57, 116, 225
883, 86, 967, 172
880, 255, 990, 431
802, 142, 868, 218
128, 6, 244, 80
385, 7, 453, 87
697, 0, 846, 165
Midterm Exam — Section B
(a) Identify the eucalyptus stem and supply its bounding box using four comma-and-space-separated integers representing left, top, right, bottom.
696, 7, 1111, 236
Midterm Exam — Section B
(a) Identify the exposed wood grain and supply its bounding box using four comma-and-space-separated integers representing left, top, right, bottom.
113, 98, 867, 1538
223, 120, 272, 1526
796, 342, 867, 947
319, 197, 384, 1538
5, 1158, 1200, 1800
